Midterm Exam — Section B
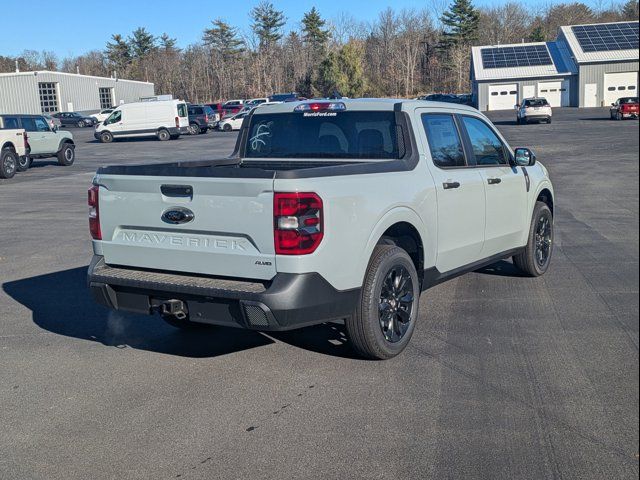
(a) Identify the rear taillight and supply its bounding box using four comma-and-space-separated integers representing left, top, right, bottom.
88, 185, 101, 240
175, 116, 179, 128
205, 114, 209, 123
274, 192, 323, 255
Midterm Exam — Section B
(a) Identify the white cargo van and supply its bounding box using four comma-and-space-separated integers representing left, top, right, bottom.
94, 100, 189, 143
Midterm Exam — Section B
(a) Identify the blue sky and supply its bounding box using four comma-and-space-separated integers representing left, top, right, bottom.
1, 0, 602, 58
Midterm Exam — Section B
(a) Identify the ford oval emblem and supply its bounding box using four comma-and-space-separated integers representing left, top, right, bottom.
161, 207, 195, 225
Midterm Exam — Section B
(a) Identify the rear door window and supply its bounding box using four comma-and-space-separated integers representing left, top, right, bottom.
460, 116, 508, 166
177, 104, 188, 118
421, 114, 466, 168
21, 117, 38, 132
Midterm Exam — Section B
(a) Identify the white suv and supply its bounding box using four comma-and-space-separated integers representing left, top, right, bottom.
516, 98, 552, 124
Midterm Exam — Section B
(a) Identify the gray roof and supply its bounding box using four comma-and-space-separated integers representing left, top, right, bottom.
471, 42, 575, 81
559, 21, 639, 64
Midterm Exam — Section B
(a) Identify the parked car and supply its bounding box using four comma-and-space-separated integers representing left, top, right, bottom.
92, 108, 117, 123
52, 112, 97, 128
0, 114, 75, 170
516, 98, 552, 124
609, 96, 639, 120
87, 99, 554, 359
269, 93, 301, 102
43, 114, 61, 130
0, 127, 28, 179
187, 104, 217, 134
94, 100, 189, 143
217, 110, 250, 131
245, 97, 269, 107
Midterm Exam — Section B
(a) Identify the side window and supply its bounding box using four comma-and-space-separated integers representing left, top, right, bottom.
2, 117, 20, 129
35, 117, 50, 132
421, 114, 466, 168
461, 116, 508, 166
21, 117, 37, 132
106, 111, 122, 125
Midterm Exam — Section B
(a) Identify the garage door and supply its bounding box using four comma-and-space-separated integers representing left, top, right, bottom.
488, 84, 518, 111
537, 81, 569, 107
604, 72, 638, 106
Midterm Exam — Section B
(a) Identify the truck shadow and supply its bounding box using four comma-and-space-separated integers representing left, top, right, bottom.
2, 266, 357, 359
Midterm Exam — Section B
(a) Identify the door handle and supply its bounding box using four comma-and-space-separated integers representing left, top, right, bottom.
443, 181, 461, 190
487, 178, 502, 185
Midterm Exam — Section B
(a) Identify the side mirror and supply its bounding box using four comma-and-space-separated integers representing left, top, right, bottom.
52, 125, 58, 132
514, 147, 536, 167
611, 103, 616, 106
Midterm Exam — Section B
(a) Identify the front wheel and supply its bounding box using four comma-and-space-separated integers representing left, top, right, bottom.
0, 148, 17, 179
616, 112, 623, 121
345, 245, 420, 360
77, 120, 85, 128
100, 131, 113, 143
222, 123, 232, 132
188, 123, 199, 135
513, 201, 554, 277
57, 143, 75, 166
546, 117, 552, 124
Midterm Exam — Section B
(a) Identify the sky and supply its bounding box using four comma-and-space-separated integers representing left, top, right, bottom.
1, 0, 604, 58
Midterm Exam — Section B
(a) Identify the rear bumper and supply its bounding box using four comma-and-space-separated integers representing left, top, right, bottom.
87, 255, 359, 331
523, 114, 550, 121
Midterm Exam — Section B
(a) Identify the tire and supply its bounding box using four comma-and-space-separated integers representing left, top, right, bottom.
345, 245, 420, 360
200, 127, 208, 134
16, 155, 31, 172
157, 129, 171, 141
513, 201, 554, 277
100, 131, 113, 143
616, 112, 623, 121
223, 123, 232, 132
0, 148, 18, 179
547, 117, 552, 124
162, 314, 211, 330
188, 123, 199, 135
57, 143, 75, 166
77, 120, 85, 128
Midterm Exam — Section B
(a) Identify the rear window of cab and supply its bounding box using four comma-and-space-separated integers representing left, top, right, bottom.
177, 104, 188, 117
246, 111, 400, 160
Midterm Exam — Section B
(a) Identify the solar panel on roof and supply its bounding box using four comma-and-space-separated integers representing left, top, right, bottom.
480, 45, 553, 69
571, 22, 639, 53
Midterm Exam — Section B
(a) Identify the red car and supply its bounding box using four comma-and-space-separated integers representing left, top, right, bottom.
610, 96, 639, 120
206, 101, 244, 120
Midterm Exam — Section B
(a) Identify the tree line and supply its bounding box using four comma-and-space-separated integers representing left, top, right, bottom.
1, 0, 638, 102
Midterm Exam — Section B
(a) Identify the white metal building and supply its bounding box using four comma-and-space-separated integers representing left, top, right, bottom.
0, 71, 155, 115
471, 21, 639, 111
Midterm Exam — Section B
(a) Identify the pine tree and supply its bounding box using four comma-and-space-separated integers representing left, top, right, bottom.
302, 7, 330, 52
315, 41, 366, 97
440, 0, 480, 48
621, 0, 639, 19
203, 19, 245, 56
250, 1, 286, 49
129, 27, 157, 59
529, 23, 546, 42
159, 33, 178, 52
105, 34, 131, 72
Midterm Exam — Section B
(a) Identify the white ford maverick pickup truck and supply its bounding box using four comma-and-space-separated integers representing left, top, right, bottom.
88, 99, 554, 359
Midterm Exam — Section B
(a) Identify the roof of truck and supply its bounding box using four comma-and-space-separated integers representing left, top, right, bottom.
254, 98, 479, 114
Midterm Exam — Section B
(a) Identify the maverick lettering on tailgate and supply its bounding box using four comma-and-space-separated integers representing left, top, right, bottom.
120, 232, 247, 251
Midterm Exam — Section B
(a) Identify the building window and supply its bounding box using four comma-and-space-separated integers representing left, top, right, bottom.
99, 88, 114, 109
38, 82, 59, 113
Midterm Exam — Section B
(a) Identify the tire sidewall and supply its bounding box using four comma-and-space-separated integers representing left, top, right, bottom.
17, 154, 30, 172
100, 132, 113, 143
1, 149, 17, 179
360, 247, 420, 358
158, 129, 170, 141
529, 203, 554, 275
58, 144, 75, 166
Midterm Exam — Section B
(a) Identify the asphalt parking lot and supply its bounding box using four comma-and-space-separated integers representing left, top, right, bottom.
0, 108, 638, 480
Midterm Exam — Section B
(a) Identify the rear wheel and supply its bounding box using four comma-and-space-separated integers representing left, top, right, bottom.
513, 201, 554, 277
57, 143, 75, 166
77, 120, 85, 128
223, 123, 232, 132
616, 111, 623, 121
546, 117, 552, 124
157, 129, 171, 141
0, 148, 17, 179
345, 245, 420, 360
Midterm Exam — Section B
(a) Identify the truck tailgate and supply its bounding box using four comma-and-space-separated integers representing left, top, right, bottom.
96, 174, 276, 280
